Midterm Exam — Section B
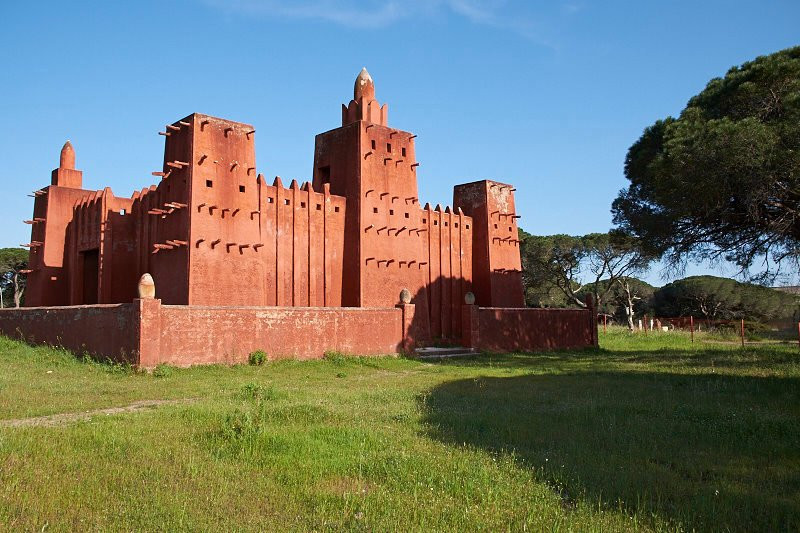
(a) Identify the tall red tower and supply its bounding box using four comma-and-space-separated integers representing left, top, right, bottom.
313, 68, 432, 331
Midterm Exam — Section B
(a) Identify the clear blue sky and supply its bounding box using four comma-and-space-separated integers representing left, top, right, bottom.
1, 1, 798, 286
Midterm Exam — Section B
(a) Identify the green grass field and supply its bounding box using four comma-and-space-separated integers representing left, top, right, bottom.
0, 328, 798, 531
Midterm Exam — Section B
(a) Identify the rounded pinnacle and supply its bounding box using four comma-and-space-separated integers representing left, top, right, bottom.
60, 140, 75, 170
354, 67, 375, 101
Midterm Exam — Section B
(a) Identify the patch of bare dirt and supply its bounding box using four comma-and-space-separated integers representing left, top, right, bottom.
0, 399, 195, 428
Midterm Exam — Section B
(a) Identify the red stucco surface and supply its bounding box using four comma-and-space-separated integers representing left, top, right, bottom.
0, 300, 408, 367
462, 305, 597, 352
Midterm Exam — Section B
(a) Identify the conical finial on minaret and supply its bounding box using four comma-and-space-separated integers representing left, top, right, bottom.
354, 67, 375, 101
60, 141, 75, 170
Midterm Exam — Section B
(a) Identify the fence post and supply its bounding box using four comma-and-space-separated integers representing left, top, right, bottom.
603, 314, 607, 334
690, 315, 694, 343
740, 318, 745, 348
644, 314, 648, 336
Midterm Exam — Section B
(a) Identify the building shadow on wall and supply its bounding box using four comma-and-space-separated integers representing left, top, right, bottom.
419, 371, 800, 531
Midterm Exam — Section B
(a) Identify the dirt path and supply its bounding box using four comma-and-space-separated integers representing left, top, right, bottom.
0, 398, 194, 428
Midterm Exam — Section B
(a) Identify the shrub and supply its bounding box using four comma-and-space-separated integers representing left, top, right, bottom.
239, 383, 278, 401
152, 363, 174, 378
248, 350, 267, 366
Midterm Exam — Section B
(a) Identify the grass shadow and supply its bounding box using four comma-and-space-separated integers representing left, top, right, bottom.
421, 370, 800, 532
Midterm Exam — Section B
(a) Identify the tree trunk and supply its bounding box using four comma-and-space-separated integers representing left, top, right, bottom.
12, 272, 21, 308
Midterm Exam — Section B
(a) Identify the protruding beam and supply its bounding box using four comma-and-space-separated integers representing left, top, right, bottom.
158, 131, 171, 137
364, 151, 373, 159
179, 121, 191, 127
246, 129, 255, 138
253, 243, 264, 250
195, 239, 205, 248
198, 154, 207, 165
211, 239, 221, 248
411, 163, 420, 169
364, 224, 374, 233
167, 124, 180, 131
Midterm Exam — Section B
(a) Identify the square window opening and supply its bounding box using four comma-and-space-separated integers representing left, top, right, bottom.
373, 207, 378, 214
389, 209, 394, 215
444, 222, 448, 227
434, 220, 438, 226
334, 206, 340, 212
466, 224, 470, 229
206, 180, 213, 188
239, 185, 246, 193
119, 209, 126, 216
404, 212, 409, 218
316, 204, 322, 210
455, 223, 459, 228
422, 218, 427, 223
284, 199, 290, 206
267, 197, 274, 203
318, 165, 331, 184
494, 224, 498, 229
301, 202, 306, 208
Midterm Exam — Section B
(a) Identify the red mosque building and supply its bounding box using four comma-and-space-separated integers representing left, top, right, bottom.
22, 68, 525, 343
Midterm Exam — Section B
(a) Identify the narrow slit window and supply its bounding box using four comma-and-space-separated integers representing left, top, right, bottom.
444, 222, 448, 227
401, 147, 406, 157
386, 143, 392, 153
371, 140, 376, 150
373, 207, 378, 214
434, 220, 438, 226
494, 224, 498, 229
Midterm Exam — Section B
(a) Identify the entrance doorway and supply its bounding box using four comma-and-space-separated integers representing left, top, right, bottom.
81, 249, 99, 304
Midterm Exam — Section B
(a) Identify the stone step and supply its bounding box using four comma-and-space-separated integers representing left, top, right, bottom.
415, 346, 478, 360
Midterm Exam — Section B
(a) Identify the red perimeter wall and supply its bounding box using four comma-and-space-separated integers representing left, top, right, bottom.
462, 305, 597, 352
0, 302, 598, 366
0, 300, 404, 367
0, 304, 140, 363
153, 305, 401, 366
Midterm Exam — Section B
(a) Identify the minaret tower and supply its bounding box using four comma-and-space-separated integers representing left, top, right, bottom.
312, 69, 429, 329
